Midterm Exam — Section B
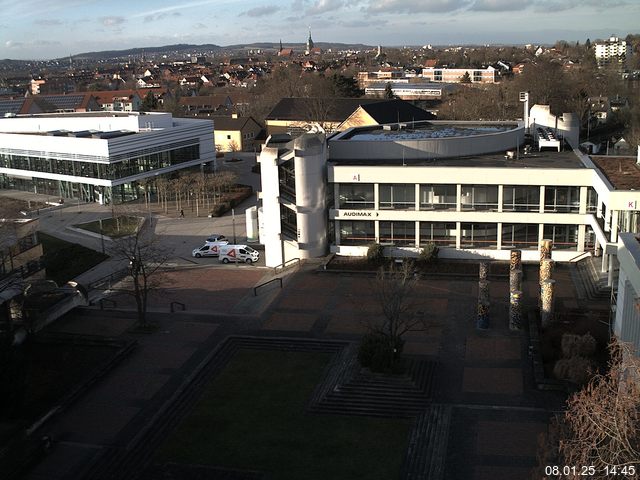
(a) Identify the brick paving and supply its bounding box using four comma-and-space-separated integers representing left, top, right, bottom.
23, 260, 593, 480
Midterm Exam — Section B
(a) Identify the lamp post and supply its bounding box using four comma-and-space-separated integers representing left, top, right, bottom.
232, 208, 237, 244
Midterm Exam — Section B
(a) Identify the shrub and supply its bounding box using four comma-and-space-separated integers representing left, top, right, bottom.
553, 357, 594, 386
209, 203, 228, 217
577, 332, 597, 357
418, 243, 439, 264
366, 243, 385, 266
561, 334, 582, 358
358, 332, 404, 373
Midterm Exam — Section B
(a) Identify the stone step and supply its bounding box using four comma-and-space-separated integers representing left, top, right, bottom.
401, 404, 452, 480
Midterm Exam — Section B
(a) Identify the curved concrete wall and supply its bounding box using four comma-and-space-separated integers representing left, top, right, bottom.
329, 122, 524, 160
294, 134, 328, 258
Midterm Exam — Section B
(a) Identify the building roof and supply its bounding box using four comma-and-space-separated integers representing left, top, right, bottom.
591, 156, 640, 190
357, 99, 436, 123
213, 115, 261, 131
266, 97, 432, 123
179, 95, 232, 108
90, 90, 142, 105
0, 93, 100, 116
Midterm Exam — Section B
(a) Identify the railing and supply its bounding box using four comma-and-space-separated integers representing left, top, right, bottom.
253, 277, 282, 296
88, 268, 129, 291
273, 257, 301, 275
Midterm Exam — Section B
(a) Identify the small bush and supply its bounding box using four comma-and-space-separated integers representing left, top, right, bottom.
209, 202, 229, 217
358, 333, 404, 373
561, 334, 582, 358
553, 357, 593, 385
418, 243, 439, 264
577, 332, 597, 357
366, 243, 385, 266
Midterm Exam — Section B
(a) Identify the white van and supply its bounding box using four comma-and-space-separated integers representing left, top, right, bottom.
192, 240, 229, 258
218, 245, 260, 264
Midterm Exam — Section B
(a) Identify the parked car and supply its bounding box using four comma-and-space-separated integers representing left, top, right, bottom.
206, 234, 227, 243
192, 240, 228, 258
218, 245, 260, 264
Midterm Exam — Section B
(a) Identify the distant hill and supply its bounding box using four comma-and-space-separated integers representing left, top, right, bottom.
68, 43, 223, 60
67, 42, 375, 61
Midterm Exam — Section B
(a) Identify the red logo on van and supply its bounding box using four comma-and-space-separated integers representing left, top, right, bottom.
211, 246, 218, 253
227, 249, 236, 257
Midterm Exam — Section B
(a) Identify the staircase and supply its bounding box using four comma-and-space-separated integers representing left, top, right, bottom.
400, 405, 452, 480
572, 256, 612, 302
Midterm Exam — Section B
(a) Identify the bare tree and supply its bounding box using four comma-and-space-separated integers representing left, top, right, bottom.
109, 225, 170, 328
361, 262, 429, 371
538, 340, 640, 480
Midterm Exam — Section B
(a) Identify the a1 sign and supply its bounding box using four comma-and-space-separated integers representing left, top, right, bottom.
227, 249, 236, 257
212, 246, 218, 253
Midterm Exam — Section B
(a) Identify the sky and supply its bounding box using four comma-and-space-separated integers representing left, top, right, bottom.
0, 0, 638, 60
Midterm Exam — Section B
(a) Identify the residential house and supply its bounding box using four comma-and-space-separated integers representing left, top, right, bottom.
0, 93, 101, 116
91, 90, 143, 112
265, 97, 435, 137
214, 114, 263, 152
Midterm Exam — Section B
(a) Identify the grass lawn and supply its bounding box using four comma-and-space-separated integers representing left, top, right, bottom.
39, 232, 109, 285
75, 216, 140, 238
156, 349, 412, 480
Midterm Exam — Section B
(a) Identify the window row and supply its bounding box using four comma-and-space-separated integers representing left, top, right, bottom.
338, 184, 593, 213
0, 144, 200, 181
339, 221, 581, 250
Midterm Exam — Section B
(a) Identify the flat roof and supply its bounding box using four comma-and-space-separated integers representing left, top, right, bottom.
330, 148, 587, 169
591, 156, 640, 190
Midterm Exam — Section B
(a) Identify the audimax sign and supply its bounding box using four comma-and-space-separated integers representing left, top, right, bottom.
340, 211, 379, 217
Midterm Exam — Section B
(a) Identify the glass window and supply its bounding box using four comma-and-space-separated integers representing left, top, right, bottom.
587, 187, 597, 213
461, 223, 497, 249
419, 222, 456, 246
419, 184, 457, 210
280, 204, 297, 240
502, 186, 540, 212
338, 184, 374, 209
544, 186, 580, 213
501, 224, 539, 249
379, 221, 415, 246
379, 184, 415, 210
339, 220, 375, 245
461, 185, 498, 211
543, 224, 578, 249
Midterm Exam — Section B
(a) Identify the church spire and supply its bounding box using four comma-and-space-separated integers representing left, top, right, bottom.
306, 27, 314, 55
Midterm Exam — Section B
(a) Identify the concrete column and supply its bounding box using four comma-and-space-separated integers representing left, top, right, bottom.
538, 223, 544, 242
540, 238, 553, 262
456, 184, 462, 212
374, 220, 380, 244
540, 258, 554, 285
604, 206, 611, 232
497, 185, 503, 213
611, 210, 619, 243
601, 253, 608, 273
415, 184, 420, 211
510, 249, 522, 271
608, 254, 617, 287
374, 183, 379, 210
496, 223, 503, 250
509, 290, 523, 331
539, 186, 546, 214
541, 279, 556, 328
455, 221, 461, 249
577, 224, 586, 252
479, 262, 489, 280
579, 186, 588, 215
477, 280, 490, 329
415, 220, 420, 248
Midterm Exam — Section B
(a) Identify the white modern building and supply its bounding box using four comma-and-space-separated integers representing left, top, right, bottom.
421, 66, 497, 84
595, 35, 632, 69
0, 111, 215, 204
258, 105, 640, 271
614, 232, 640, 355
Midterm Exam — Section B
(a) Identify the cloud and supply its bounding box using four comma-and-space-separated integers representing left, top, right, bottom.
365, 0, 472, 14
471, 0, 528, 11
144, 12, 181, 22
101, 16, 125, 27
194, 22, 207, 29
339, 19, 387, 28
241, 5, 281, 17
5, 40, 24, 48
307, 0, 345, 15
34, 19, 64, 26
